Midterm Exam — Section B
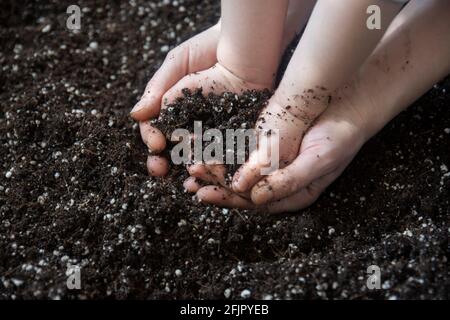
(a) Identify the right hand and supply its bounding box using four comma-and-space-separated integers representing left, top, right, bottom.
184, 80, 369, 212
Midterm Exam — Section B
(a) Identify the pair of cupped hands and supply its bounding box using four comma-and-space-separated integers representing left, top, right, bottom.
130, 23, 367, 214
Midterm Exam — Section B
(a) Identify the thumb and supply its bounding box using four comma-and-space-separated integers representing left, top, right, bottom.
131, 50, 188, 121
232, 93, 305, 193
131, 25, 219, 120
250, 146, 337, 205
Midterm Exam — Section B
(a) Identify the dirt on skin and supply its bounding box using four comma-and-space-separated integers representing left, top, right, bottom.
0, 0, 449, 300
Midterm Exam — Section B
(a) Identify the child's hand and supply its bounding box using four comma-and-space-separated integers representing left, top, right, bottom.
185, 84, 367, 212
131, 0, 315, 177
189, 0, 404, 191
231, 0, 405, 193
247, 97, 366, 208
130, 22, 272, 177
188, 0, 450, 212
138, 58, 273, 176
129, 24, 220, 176
148, 60, 274, 176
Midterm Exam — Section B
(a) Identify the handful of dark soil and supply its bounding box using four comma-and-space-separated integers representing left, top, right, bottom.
152, 88, 271, 175
154, 88, 271, 137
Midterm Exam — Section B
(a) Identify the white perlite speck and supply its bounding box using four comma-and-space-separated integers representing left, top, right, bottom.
403, 229, 413, 237
240, 289, 251, 299
11, 278, 24, 286
42, 25, 51, 33
89, 41, 99, 50
5, 171, 12, 179
177, 219, 187, 227
224, 288, 231, 298
174, 269, 182, 277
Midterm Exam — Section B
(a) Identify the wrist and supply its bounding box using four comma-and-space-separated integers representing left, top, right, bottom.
218, 0, 288, 89
326, 82, 378, 145
353, 78, 403, 142
216, 40, 278, 89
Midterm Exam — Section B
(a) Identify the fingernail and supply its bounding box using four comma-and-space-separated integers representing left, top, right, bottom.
130, 100, 144, 115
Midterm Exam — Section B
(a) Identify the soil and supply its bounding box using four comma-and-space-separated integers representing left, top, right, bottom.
0, 0, 449, 300
154, 88, 271, 177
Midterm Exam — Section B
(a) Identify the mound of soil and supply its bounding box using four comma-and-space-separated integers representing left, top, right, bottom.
0, 0, 448, 300
155, 89, 271, 138
154, 88, 271, 176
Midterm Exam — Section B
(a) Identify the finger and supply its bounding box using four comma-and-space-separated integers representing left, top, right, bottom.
146, 155, 169, 177
232, 128, 292, 193
251, 149, 336, 205
183, 176, 201, 193
131, 50, 190, 120
232, 149, 268, 193
130, 26, 219, 120
267, 188, 318, 214
267, 169, 342, 213
189, 162, 254, 200
139, 121, 166, 153
187, 163, 226, 186
196, 186, 255, 209
188, 163, 253, 200
232, 98, 305, 193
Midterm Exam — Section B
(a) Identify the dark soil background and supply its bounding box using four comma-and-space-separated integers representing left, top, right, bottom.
0, 0, 449, 300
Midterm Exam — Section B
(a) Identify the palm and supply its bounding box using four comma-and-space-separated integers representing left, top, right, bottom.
290, 110, 365, 200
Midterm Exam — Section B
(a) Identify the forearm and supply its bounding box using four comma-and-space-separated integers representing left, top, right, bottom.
278, 0, 403, 118
356, 0, 450, 140
281, 0, 317, 50
218, 0, 289, 87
